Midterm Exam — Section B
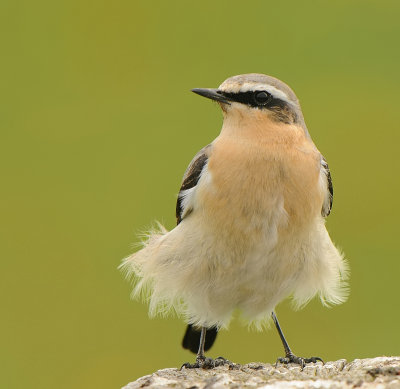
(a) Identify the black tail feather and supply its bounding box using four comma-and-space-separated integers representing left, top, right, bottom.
181, 324, 218, 354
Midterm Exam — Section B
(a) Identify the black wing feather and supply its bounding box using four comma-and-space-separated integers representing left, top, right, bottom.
321, 156, 333, 217
176, 145, 211, 224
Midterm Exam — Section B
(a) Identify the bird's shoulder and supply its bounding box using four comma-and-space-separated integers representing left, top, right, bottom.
180, 144, 212, 191
176, 144, 212, 224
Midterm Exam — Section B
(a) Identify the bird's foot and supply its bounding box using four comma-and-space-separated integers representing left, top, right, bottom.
275, 353, 324, 370
215, 356, 236, 368
181, 355, 233, 370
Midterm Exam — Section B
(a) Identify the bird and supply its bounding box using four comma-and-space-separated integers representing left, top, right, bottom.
120, 73, 349, 369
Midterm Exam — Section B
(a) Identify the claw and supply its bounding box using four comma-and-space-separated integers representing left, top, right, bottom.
304, 356, 324, 365
275, 353, 324, 370
181, 356, 233, 370
180, 362, 197, 370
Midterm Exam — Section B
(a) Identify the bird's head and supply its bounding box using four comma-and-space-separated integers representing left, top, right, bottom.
192, 73, 306, 128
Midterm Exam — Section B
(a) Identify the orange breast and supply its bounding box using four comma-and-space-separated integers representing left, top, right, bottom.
200, 117, 324, 235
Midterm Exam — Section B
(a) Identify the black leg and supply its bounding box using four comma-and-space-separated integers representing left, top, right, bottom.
271, 311, 293, 356
181, 327, 233, 369
271, 311, 324, 369
196, 326, 207, 360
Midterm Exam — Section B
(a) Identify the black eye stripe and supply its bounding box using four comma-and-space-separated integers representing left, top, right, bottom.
223, 91, 278, 108
220, 90, 299, 124
223, 91, 262, 107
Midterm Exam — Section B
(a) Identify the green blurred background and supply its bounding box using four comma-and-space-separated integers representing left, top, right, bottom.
2, 1, 400, 388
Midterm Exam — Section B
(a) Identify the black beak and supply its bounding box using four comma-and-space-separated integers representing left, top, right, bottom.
191, 88, 231, 105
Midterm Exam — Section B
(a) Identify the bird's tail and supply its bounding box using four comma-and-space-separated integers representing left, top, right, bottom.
182, 324, 218, 354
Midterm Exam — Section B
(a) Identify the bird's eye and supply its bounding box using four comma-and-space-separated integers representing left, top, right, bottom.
253, 91, 270, 105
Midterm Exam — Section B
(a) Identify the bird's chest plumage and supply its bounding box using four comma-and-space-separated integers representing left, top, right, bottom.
198, 131, 323, 241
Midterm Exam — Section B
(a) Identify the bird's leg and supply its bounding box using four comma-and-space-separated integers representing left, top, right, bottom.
181, 327, 233, 369
195, 326, 208, 364
181, 327, 214, 369
271, 311, 324, 369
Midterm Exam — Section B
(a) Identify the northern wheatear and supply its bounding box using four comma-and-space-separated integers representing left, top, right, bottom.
121, 73, 348, 369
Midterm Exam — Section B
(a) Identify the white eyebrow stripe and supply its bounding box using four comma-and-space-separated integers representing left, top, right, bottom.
219, 83, 293, 105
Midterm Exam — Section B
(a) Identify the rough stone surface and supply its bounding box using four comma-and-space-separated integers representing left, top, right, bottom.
122, 357, 400, 389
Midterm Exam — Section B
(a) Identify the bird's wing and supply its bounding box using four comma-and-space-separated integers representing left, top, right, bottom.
176, 145, 217, 350
176, 144, 211, 224
321, 156, 333, 217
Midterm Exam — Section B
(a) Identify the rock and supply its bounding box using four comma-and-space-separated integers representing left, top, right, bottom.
122, 357, 400, 389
